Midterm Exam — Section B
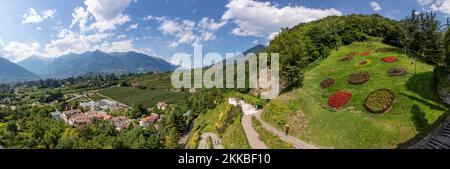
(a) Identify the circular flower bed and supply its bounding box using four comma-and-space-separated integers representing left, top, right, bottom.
381, 56, 397, 63
375, 48, 396, 53
328, 91, 352, 109
361, 51, 371, 56
347, 72, 370, 85
321, 78, 336, 89
388, 68, 408, 76
339, 55, 354, 62
354, 59, 372, 67
364, 89, 395, 114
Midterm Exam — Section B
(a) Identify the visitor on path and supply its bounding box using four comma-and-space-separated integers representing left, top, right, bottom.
285, 124, 290, 136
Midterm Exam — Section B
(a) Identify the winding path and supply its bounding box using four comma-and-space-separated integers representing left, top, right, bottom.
254, 111, 318, 149
197, 132, 223, 149
241, 114, 268, 149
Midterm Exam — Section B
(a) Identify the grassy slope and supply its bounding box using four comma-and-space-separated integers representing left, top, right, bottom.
98, 87, 189, 107
262, 42, 449, 148
190, 102, 250, 149
251, 116, 294, 149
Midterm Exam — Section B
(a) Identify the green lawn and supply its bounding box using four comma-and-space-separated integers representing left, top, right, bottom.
251, 116, 294, 149
98, 87, 189, 108
262, 42, 449, 148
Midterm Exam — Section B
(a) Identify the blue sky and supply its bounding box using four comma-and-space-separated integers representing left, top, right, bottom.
0, 0, 448, 64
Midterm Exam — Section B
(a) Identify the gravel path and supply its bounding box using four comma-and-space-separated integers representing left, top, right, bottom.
197, 132, 223, 149
241, 114, 268, 149
255, 111, 318, 149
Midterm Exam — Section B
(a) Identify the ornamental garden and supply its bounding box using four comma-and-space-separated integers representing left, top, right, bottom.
262, 42, 449, 149
325, 45, 403, 113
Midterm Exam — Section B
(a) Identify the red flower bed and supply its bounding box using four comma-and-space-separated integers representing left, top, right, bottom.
328, 91, 352, 109
361, 51, 371, 56
381, 56, 397, 63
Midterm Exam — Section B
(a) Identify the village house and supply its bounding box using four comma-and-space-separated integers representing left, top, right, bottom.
60, 109, 82, 123
157, 101, 168, 110
68, 113, 91, 126
139, 113, 160, 128
112, 116, 132, 131
85, 111, 111, 121
98, 99, 121, 110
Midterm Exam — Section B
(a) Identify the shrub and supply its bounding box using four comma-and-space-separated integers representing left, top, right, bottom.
321, 78, 336, 89
347, 72, 370, 85
388, 68, 408, 76
328, 91, 352, 109
364, 89, 395, 113
339, 55, 354, 62
361, 51, 371, 56
381, 56, 397, 63
354, 59, 372, 67
376, 48, 396, 53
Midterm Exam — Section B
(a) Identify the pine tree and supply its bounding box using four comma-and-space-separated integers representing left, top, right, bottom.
445, 27, 450, 66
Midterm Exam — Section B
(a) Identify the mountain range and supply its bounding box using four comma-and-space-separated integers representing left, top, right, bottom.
0, 56, 40, 83
0, 45, 265, 83
17, 50, 177, 79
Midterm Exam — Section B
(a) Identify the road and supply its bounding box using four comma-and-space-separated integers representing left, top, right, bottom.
241, 114, 268, 149
254, 111, 318, 149
197, 132, 223, 149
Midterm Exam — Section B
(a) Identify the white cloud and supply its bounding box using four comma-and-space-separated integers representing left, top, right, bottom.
43, 29, 111, 57
2, 41, 40, 62
418, 0, 450, 14
153, 17, 226, 47
94, 39, 155, 56
83, 0, 133, 32
36, 27, 43, 31
70, 7, 90, 32
117, 34, 127, 39
21, 8, 56, 24
370, 2, 382, 12
222, 0, 342, 38
252, 40, 258, 44
70, 0, 134, 32
418, 0, 435, 6
126, 23, 139, 31
89, 14, 130, 32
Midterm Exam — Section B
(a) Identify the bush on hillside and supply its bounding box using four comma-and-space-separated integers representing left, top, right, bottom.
347, 72, 371, 85
328, 91, 352, 109
364, 89, 395, 113
321, 78, 336, 89
434, 66, 450, 105
388, 68, 408, 76
215, 105, 241, 135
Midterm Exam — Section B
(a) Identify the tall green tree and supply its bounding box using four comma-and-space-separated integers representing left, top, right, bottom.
445, 27, 450, 66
